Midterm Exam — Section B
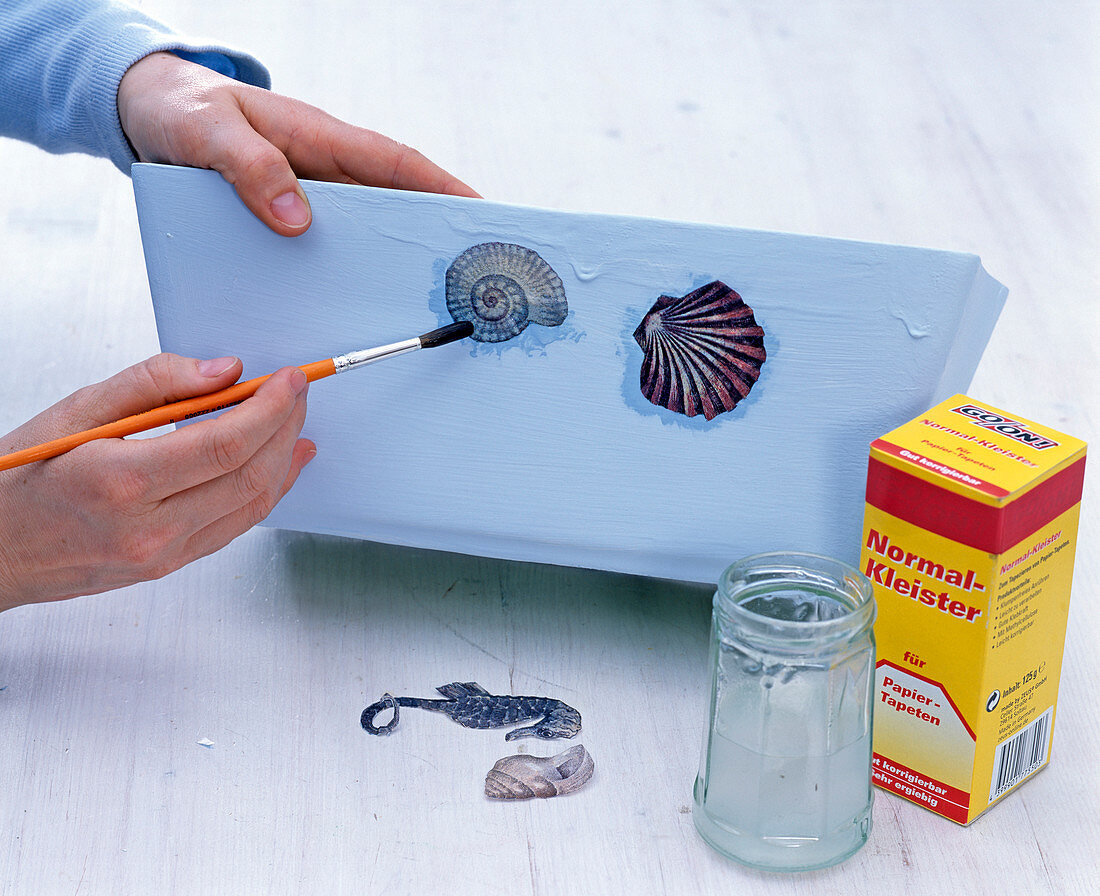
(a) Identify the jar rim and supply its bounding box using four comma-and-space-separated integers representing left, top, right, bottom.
715, 551, 876, 649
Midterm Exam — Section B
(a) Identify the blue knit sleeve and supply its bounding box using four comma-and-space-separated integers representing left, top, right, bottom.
0, 0, 271, 174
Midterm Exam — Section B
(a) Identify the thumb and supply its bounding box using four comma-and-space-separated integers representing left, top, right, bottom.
207, 112, 313, 236
5, 354, 244, 449
92, 354, 246, 422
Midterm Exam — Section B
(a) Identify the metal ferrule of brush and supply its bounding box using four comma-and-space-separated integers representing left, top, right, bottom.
332, 337, 421, 373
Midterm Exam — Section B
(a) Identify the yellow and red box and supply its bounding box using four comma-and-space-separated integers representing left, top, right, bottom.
860, 396, 1086, 824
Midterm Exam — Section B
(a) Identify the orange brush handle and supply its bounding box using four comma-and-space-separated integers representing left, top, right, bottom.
0, 358, 336, 473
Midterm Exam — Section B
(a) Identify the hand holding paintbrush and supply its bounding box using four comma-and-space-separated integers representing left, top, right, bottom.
0, 322, 472, 473
0, 322, 472, 611
0, 355, 310, 611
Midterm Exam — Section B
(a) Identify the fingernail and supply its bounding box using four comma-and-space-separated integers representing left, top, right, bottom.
199, 356, 237, 377
303, 447, 317, 465
270, 191, 310, 228
290, 368, 308, 394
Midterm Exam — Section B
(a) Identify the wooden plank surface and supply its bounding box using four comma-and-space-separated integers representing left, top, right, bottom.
1, 2, 1097, 894
133, 164, 1005, 583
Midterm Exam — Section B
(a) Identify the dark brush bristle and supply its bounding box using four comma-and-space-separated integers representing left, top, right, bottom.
419, 320, 474, 349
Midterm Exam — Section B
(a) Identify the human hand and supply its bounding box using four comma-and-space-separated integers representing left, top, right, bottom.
0, 354, 314, 611
117, 51, 479, 237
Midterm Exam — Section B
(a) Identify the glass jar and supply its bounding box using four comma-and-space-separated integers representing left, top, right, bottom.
692, 552, 876, 871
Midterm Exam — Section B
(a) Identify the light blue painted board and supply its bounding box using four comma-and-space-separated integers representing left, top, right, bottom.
133, 164, 1006, 584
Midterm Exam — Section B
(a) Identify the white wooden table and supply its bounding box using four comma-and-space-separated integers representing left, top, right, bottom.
2, 2, 1097, 893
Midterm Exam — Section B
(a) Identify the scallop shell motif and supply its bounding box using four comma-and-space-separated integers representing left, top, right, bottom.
446, 242, 568, 343
484, 744, 594, 800
632, 281, 766, 420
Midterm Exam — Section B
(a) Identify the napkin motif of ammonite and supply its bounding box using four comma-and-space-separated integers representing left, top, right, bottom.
446, 242, 568, 342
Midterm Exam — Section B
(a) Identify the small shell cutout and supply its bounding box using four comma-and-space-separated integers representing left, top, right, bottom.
446, 242, 568, 342
633, 281, 766, 420
484, 744, 594, 800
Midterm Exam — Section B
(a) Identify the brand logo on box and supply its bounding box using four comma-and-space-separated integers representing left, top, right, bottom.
950, 405, 1060, 450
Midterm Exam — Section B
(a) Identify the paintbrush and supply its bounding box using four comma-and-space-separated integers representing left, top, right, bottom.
0, 320, 474, 473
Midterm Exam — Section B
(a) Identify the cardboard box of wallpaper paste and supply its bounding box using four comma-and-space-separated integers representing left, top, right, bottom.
860, 395, 1086, 824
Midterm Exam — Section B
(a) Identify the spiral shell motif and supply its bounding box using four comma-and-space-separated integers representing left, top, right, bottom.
446, 242, 568, 342
633, 281, 766, 420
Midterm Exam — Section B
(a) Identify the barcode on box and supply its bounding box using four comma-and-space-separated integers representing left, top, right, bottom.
989, 707, 1053, 802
